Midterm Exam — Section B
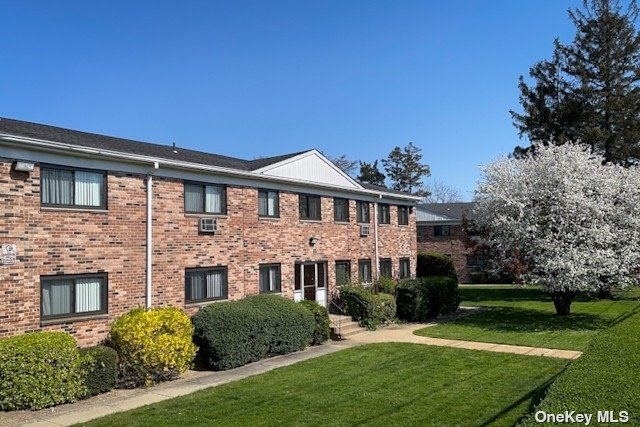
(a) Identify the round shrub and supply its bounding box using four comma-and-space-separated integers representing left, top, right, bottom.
0, 332, 86, 411
340, 285, 397, 330
110, 307, 197, 387
416, 252, 458, 281
80, 345, 119, 396
299, 300, 330, 345
192, 295, 315, 371
396, 276, 461, 321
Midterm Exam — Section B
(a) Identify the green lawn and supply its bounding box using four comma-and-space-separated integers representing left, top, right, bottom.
414, 286, 640, 351
80, 343, 567, 427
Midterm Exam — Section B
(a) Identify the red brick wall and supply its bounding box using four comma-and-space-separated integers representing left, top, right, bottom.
417, 224, 471, 283
0, 159, 416, 345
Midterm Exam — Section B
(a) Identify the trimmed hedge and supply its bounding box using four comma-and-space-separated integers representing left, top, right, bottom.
396, 276, 461, 321
110, 307, 197, 387
340, 285, 396, 330
417, 252, 458, 281
0, 332, 86, 411
299, 300, 330, 345
192, 294, 315, 370
519, 309, 640, 426
80, 345, 118, 396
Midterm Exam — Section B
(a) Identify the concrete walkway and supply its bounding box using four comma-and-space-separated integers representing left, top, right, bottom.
348, 321, 583, 360
0, 341, 357, 427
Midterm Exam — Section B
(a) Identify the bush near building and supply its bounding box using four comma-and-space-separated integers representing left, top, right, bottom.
299, 300, 331, 345
340, 284, 397, 330
396, 276, 461, 321
0, 332, 86, 410
192, 294, 315, 370
109, 307, 197, 387
80, 346, 119, 396
417, 252, 458, 281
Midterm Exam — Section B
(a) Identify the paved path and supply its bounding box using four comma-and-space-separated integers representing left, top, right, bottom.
0, 341, 357, 427
348, 321, 583, 360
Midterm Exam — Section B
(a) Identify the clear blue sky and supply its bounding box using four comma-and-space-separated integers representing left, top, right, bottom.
1, 0, 583, 200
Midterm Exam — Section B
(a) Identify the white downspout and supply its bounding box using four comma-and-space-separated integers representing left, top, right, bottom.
374, 196, 380, 281
146, 162, 159, 308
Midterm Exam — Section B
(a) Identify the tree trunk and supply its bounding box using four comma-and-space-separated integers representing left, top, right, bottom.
552, 292, 577, 316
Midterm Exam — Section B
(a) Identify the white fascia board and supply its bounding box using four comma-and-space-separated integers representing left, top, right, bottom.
416, 220, 462, 226
0, 135, 421, 203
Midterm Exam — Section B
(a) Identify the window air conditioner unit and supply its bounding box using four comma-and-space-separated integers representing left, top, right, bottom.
360, 225, 370, 237
199, 218, 217, 233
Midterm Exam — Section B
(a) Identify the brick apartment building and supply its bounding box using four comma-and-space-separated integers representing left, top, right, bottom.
416, 202, 482, 283
0, 118, 419, 346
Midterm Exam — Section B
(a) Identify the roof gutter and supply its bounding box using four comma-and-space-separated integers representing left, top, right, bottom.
0, 134, 422, 202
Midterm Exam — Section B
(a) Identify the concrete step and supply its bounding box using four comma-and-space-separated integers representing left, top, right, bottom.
329, 314, 368, 340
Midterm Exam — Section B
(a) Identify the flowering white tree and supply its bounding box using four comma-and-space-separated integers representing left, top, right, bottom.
475, 143, 640, 315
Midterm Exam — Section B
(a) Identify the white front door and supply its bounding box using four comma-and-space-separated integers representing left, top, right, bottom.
293, 262, 327, 307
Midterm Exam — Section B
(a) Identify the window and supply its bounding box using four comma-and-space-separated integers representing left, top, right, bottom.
185, 267, 228, 303
335, 260, 351, 286
41, 166, 106, 209
334, 198, 349, 222
379, 258, 392, 278
299, 194, 321, 220
378, 204, 390, 224
184, 182, 226, 214
398, 206, 409, 225
356, 201, 370, 223
358, 259, 372, 283
399, 258, 411, 279
434, 225, 451, 237
258, 190, 279, 217
259, 264, 281, 293
467, 255, 488, 272
41, 273, 107, 320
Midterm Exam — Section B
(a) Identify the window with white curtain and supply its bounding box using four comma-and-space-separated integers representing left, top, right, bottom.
184, 182, 226, 214
41, 166, 106, 208
41, 274, 107, 320
185, 267, 228, 302
259, 264, 281, 293
258, 190, 279, 217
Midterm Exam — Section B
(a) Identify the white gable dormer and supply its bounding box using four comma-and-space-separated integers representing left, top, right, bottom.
253, 149, 362, 189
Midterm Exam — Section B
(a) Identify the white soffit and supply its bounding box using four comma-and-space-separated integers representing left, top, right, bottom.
255, 150, 361, 189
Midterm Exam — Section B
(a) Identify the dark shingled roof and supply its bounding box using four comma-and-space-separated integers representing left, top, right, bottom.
358, 182, 416, 196
418, 202, 476, 220
0, 117, 305, 171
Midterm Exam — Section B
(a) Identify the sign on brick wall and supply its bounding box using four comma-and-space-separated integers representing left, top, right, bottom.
1, 244, 16, 265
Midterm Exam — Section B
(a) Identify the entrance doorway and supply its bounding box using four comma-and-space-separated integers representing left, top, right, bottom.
294, 262, 327, 306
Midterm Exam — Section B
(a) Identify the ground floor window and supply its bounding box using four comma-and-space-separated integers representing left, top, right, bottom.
335, 260, 351, 285
358, 259, 372, 283
41, 273, 107, 320
259, 264, 281, 293
399, 258, 411, 279
379, 258, 392, 278
185, 267, 228, 303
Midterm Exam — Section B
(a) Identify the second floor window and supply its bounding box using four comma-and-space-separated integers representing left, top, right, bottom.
185, 182, 226, 214
334, 198, 349, 222
356, 201, 370, 223
398, 206, 409, 225
434, 225, 451, 237
258, 190, 279, 217
41, 166, 106, 209
378, 203, 390, 224
299, 194, 321, 220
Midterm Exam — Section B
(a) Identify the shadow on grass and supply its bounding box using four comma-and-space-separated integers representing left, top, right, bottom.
461, 287, 551, 304
441, 307, 608, 333
479, 371, 563, 427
